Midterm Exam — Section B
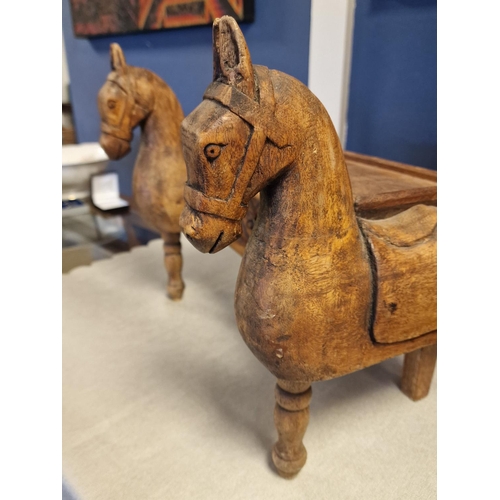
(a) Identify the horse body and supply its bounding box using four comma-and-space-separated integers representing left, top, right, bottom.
234, 70, 373, 381
179, 17, 436, 476
98, 44, 186, 299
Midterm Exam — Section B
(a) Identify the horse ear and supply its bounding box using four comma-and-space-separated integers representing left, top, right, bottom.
213, 16, 255, 99
110, 43, 127, 71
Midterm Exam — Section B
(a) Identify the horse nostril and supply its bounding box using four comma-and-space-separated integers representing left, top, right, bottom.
184, 224, 197, 238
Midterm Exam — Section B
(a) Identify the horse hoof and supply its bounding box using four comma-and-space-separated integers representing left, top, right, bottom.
272, 444, 307, 479
167, 282, 185, 301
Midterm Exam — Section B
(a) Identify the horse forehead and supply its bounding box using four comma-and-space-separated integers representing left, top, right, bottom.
103, 73, 130, 95
183, 99, 239, 137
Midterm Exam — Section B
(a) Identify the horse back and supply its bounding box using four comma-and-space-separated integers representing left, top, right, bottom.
360, 204, 437, 343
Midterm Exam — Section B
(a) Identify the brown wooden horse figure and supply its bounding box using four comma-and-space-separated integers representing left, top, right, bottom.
180, 17, 437, 477
98, 43, 186, 300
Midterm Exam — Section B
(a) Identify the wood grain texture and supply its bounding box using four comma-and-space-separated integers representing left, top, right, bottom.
179, 16, 437, 477
97, 44, 186, 300
232, 153, 438, 254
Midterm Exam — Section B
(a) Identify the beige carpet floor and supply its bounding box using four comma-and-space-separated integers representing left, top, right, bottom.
62, 237, 436, 500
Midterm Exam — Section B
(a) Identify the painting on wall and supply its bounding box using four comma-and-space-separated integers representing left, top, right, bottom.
69, 0, 254, 37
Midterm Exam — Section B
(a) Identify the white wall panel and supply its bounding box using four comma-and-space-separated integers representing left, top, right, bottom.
308, 0, 355, 145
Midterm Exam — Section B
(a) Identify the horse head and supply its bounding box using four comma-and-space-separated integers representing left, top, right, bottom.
97, 44, 151, 160
179, 16, 296, 253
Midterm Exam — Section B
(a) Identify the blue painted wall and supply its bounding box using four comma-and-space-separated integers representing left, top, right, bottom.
62, 0, 311, 195
346, 0, 437, 170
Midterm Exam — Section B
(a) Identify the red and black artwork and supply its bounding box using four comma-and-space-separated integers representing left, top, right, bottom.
69, 0, 254, 37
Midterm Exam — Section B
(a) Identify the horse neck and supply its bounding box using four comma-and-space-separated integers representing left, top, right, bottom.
136, 74, 184, 162
255, 107, 360, 253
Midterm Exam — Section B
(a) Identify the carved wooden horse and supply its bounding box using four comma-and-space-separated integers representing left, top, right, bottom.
98, 44, 186, 300
180, 17, 437, 477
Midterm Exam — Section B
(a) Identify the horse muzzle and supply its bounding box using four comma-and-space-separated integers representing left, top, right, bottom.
180, 204, 242, 254
99, 133, 131, 160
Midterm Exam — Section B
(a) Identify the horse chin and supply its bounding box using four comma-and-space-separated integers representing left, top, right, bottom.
180, 205, 242, 254
99, 133, 131, 160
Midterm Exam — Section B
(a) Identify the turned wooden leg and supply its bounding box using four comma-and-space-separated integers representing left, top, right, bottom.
401, 344, 437, 401
163, 232, 185, 301
272, 380, 312, 478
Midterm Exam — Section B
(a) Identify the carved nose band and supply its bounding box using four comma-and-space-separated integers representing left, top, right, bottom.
184, 184, 248, 221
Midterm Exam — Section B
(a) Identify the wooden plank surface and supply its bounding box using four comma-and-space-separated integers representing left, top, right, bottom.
344, 151, 436, 215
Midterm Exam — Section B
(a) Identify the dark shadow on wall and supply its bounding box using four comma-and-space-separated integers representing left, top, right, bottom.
346, 0, 437, 170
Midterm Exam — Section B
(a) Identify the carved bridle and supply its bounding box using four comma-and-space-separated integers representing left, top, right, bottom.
100, 74, 148, 142
184, 66, 289, 222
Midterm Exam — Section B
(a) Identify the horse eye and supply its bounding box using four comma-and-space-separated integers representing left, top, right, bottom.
204, 144, 222, 160
108, 100, 116, 110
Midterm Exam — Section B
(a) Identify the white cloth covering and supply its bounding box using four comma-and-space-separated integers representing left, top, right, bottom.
63, 237, 436, 499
